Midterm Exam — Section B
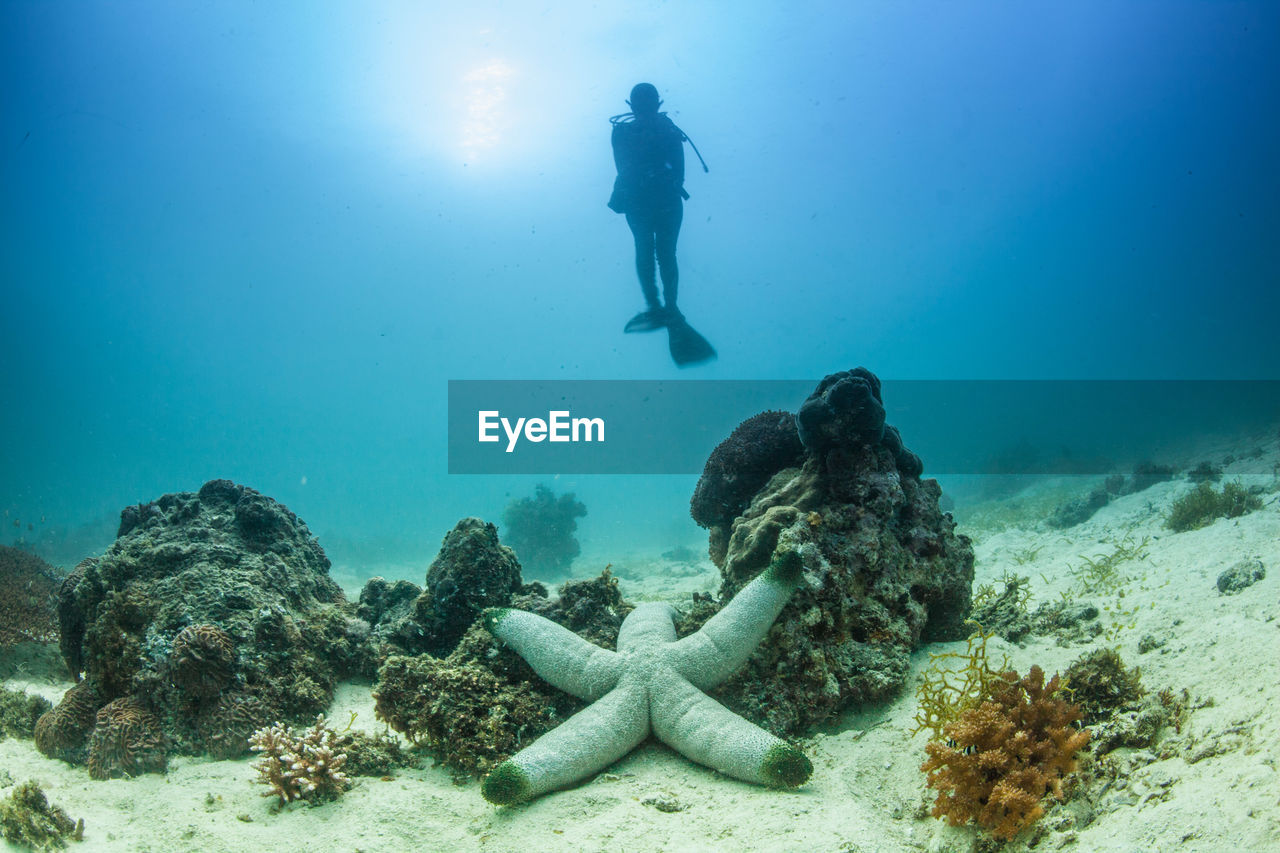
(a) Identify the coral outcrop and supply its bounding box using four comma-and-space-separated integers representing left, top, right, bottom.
249, 716, 351, 805
921, 666, 1090, 840
0, 544, 63, 650
358, 517, 570, 668
689, 367, 973, 735
413, 518, 529, 656
40, 479, 356, 774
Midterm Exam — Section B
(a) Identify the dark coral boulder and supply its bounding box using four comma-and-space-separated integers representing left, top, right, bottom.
41, 480, 356, 774
412, 518, 531, 657
689, 369, 973, 737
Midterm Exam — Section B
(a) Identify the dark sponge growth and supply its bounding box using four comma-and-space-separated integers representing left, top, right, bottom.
796, 367, 886, 452
794, 367, 923, 478
690, 410, 805, 529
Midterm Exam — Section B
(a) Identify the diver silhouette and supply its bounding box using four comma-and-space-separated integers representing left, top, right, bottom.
608, 82, 715, 366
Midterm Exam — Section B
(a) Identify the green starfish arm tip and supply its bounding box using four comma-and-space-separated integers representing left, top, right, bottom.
763, 548, 804, 588
481, 761, 530, 805
481, 607, 511, 635
760, 743, 812, 788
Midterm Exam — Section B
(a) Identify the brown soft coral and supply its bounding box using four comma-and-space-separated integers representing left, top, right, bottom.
86, 698, 168, 780
170, 624, 237, 699
921, 666, 1090, 840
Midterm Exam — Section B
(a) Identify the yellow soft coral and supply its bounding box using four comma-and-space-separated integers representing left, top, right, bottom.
921, 666, 1090, 840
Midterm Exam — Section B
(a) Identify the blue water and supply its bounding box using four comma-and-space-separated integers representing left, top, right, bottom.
3, 2, 1277, 575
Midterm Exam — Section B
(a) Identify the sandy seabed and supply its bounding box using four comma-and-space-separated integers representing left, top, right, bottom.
4, 436, 1279, 853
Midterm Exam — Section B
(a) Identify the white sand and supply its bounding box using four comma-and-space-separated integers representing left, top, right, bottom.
4, 440, 1279, 852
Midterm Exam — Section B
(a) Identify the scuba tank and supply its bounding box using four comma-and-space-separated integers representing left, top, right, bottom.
610, 112, 710, 172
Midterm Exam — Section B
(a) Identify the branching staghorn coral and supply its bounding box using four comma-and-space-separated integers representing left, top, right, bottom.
250, 715, 350, 805
921, 666, 1090, 840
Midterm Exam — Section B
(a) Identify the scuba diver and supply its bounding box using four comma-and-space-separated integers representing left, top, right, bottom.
608, 83, 715, 366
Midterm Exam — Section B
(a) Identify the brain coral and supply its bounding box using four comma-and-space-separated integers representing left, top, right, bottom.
33, 680, 102, 764
195, 691, 271, 760
170, 624, 237, 699
86, 698, 168, 780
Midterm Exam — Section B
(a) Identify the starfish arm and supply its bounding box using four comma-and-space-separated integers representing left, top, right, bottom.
615, 602, 677, 651
483, 608, 622, 700
651, 670, 811, 789
481, 678, 650, 805
669, 550, 804, 690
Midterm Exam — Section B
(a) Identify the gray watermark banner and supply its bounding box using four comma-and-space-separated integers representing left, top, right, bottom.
447, 380, 1280, 475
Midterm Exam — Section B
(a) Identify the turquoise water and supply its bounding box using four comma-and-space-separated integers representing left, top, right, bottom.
3, 2, 1277, 576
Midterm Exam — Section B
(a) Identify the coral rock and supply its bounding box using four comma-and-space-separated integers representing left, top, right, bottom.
52, 480, 348, 774
692, 372, 972, 737
413, 518, 527, 656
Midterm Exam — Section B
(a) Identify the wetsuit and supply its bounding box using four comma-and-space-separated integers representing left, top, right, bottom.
609, 113, 687, 312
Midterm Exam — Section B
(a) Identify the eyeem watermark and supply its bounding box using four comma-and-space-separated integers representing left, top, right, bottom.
449, 379, 1280, 475
478, 410, 605, 453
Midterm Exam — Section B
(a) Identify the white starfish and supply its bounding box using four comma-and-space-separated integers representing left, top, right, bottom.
480, 551, 812, 804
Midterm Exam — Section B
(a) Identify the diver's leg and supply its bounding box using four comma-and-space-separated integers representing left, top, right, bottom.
625, 211, 660, 310
655, 202, 683, 312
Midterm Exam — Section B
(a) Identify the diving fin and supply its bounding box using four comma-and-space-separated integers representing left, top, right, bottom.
666, 313, 716, 367
624, 309, 668, 333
